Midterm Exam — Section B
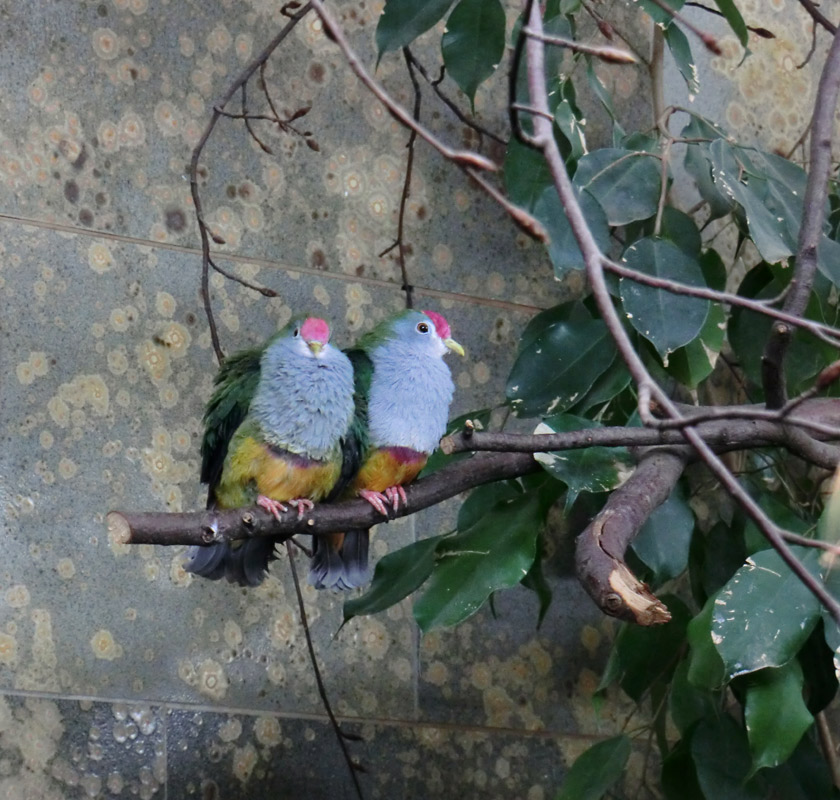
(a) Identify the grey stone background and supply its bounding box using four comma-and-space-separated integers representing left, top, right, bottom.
0, 0, 819, 797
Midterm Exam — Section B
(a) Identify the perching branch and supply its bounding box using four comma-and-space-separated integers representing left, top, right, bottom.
762, 22, 840, 406
108, 452, 538, 546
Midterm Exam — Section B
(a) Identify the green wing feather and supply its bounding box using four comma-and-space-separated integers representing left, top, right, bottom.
200, 347, 264, 499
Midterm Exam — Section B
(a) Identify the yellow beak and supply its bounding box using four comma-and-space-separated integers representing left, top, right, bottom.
444, 337, 465, 357
307, 341, 324, 356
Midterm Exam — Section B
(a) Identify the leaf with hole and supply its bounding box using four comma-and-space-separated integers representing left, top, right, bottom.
619, 237, 710, 357
712, 547, 822, 678
534, 414, 631, 509
506, 310, 617, 417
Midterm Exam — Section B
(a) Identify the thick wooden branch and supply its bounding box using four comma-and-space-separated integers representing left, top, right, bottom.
107, 451, 538, 546
576, 448, 688, 625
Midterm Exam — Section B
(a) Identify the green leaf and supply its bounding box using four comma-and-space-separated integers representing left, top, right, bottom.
691, 716, 765, 799
666, 301, 726, 387
533, 184, 611, 278
712, 547, 822, 678
457, 480, 521, 531
441, 0, 506, 110
574, 148, 662, 225
661, 737, 705, 800
682, 120, 735, 221
569, 351, 632, 414
744, 661, 814, 775
636, 0, 685, 25
604, 595, 691, 701
506, 313, 617, 417
709, 140, 798, 264
420, 408, 492, 476
669, 660, 719, 735
534, 414, 632, 509
712, 0, 749, 46
413, 493, 542, 631
521, 543, 552, 627
555, 735, 631, 800
554, 100, 587, 163
585, 58, 621, 132
503, 137, 553, 210
686, 593, 727, 690
659, 207, 702, 256
664, 23, 698, 96
375, 0, 455, 55
343, 534, 448, 622
764, 733, 840, 799
729, 264, 834, 395
619, 237, 710, 357
631, 483, 694, 586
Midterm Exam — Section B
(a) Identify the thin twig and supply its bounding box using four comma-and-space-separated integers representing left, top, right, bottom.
189, 2, 313, 365
285, 542, 365, 800
604, 258, 840, 348
643, 0, 722, 54
405, 49, 506, 144
522, 27, 636, 63
308, 0, 495, 173
208, 257, 278, 297
796, 0, 837, 34
762, 24, 840, 407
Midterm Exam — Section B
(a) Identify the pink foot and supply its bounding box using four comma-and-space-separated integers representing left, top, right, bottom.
288, 497, 315, 520
384, 485, 408, 512
360, 489, 390, 516
257, 495, 288, 522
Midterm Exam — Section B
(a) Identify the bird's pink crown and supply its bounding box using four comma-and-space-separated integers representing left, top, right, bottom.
422, 310, 451, 340
301, 317, 331, 344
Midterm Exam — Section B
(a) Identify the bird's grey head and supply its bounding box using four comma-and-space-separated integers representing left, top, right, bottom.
379, 309, 465, 359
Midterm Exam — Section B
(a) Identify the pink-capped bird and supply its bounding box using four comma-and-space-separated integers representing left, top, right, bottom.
185, 316, 355, 586
309, 309, 464, 590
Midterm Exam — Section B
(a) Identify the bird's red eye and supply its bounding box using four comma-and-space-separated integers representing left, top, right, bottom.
417, 322, 429, 334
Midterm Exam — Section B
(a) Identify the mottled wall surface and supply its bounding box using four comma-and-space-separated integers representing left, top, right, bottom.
0, 0, 816, 797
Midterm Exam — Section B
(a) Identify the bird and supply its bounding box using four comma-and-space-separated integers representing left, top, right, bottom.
308, 309, 464, 590
184, 316, 356, 586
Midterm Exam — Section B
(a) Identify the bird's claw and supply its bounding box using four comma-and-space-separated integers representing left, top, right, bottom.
384, 485, 408, 512
359, 489, 390, 516
288, 497, 315, 520
257, 495, 288, 522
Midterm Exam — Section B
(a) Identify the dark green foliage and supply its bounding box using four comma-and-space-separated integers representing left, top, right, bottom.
351, 3, 840, 797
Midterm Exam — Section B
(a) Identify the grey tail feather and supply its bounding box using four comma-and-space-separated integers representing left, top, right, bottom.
184, 539, 276, 587
308, 530, 370, 591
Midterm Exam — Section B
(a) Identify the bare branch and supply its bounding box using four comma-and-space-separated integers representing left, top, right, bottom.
762, 24, 840, 406
107, 452, 538, 546
577, 449, 687, 625
308, 0, 496, 173
522, 27, 637, 63
796, 0, 838, 34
